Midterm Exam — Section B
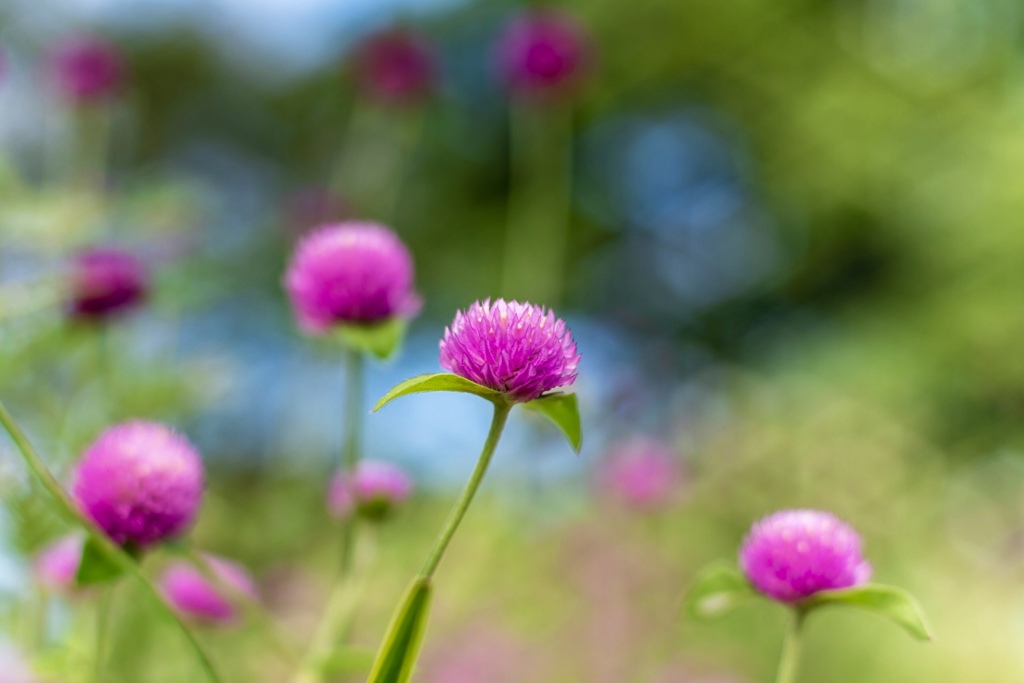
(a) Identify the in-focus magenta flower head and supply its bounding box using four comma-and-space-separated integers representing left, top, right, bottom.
739, 509, 872, 603
597, 437, 685, 510
328, 460, 413, 521
34, 534, 84, 592
72, 421, 204, 549
68, 247, 148, 321
439, 299, 580, 402
495, 10, 591, 100
160, 554, 257, 624
284, 222, 421, 335
352, 28, 437, 107
49, 35, 126, 103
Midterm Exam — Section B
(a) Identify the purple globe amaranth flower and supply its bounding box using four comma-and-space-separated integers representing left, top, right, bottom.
496, 10, 591, 100
352, 28, 437, 107
440, 299, 580, 402
50, 35, 126, 103
283, 222, 421, 334
598, 438, 685, 510
72, 421, 204, 549
328, 459, 413, 521
68, 247, 148, 321
33, 534, 84, 591
739, 509, 873, 603
160, 554, 257, 624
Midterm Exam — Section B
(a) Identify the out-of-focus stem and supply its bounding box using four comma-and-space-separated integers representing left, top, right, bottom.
92, 586, 113, 683
0, 400, 222, 683
775, 609, 806, 683
419, 401, 512, 579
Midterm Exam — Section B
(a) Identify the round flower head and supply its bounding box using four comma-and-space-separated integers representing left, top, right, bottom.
739, 509, 872, 603
50, 35, 126, 103
352, 28, 436, 107
440, 299, 580, 402
72, 421, 204, 548
68, 247, 148, 321
160, 554, 257, 624
283, 222, 421, 334
598, 438, 684, 510
328, 460, 413, 521
34, 534, 84, 591
496, 10, 590, 99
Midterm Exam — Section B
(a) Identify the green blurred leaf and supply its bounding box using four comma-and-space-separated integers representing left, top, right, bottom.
523, 392, 582, 452
336, 319, 407, 360
75, 536, 125, 586
319, 647, 377, 676
802, 583, 933, 641
366, 577, 433, 683
373, 373, 503, 412
683, 562, 759, 620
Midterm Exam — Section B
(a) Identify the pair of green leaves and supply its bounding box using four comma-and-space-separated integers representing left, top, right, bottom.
336, 319, 407, 360
372, 372, 582, 452
684, 562, 933, 642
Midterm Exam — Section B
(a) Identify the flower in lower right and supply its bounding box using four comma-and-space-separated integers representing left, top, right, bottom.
739, 509, 872, 603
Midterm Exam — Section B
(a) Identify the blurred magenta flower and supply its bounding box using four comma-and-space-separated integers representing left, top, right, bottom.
597, 437, 684, 510
439, 298, 580, 402
49, 35, 126, 103
68, 247, 148, 321
328, 459, 413, 521
283, 222, 421, 334
33, 534, 83, 591
496, 10, 591, 99
72, 421, 204, 548
739, 509, 872, 603
352, 28, 437, 107
160, 555, 257, 624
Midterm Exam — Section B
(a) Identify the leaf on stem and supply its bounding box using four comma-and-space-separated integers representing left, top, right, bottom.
683, 562, 759, 620
366, 577, 433, 683
801, 583, 933, 641
75, 535, 127, 586
373, 374, 503, 412
522, 392, 582, 452
336, 319, 407, 360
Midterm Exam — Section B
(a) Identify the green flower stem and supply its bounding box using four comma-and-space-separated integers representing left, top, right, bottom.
775, 609, 806, 683
184, 547, 299, 665
92, 586, 113, 683
0, 400, 222, 683
339, 347, 364, 576
419, 401, 512, 579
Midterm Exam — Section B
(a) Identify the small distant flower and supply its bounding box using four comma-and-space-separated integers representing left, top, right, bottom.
440, 299, 580, 402
495, 10, 591, 99
68, 247, 148, 321
33, 534, 84, 591
49, 35, 126, 103
72, 421, 204, 549
160, 554, 257, 624
0, 641, 36, 683
352, 28, 437, 107
739, 509, 872, 603
598, 438, 684, 510
283, 222, 421, 334
328, 460, 413, 521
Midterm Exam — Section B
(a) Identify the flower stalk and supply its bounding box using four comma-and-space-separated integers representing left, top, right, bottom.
775, 609, 805, 683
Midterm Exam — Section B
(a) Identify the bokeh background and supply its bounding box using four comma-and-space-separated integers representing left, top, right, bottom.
2, 0, 1023, 681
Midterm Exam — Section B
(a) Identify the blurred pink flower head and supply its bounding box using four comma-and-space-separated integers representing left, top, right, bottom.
283, 222, 421, 334
328, 459, 413, 521
439, 299, 580, 402
739, 509, 872, 603
33, 534, 84, 591
68, 247, 148, 321
72, 421, 205, 549
598, 437, 684, 510
352, 28, 437, 107
49, 35, 126, 103
160, 554, 257, 624
0, 642, 36, 683
496, 10, 591, 100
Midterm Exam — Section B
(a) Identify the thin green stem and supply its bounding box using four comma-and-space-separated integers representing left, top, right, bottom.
0, 400, 222, 683
338, 347, 364, 577
92, 586, 113, 683
775, 609, 806, 683
419, 402, 512, 579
